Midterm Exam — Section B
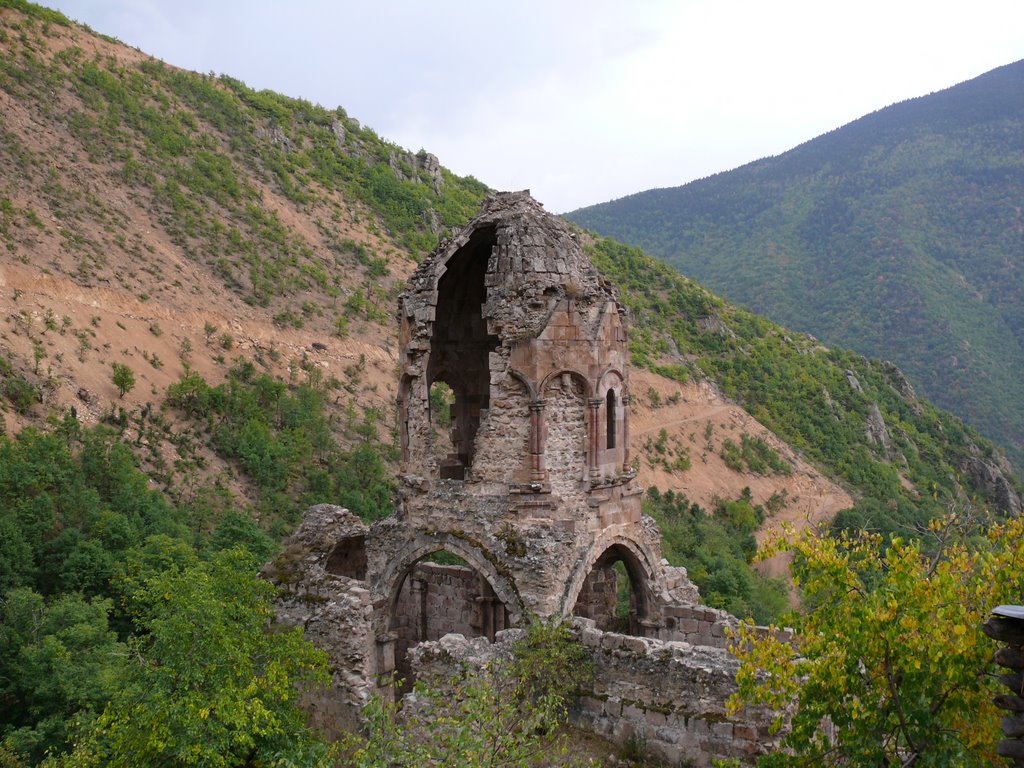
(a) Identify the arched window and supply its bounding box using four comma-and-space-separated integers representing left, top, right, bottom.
606, 389, 617, 449
426, 225, 498, 479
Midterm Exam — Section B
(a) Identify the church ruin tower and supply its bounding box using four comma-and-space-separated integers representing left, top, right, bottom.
386, 191, 673, 630
398, 190, 631, 488
269, 192, 772, 757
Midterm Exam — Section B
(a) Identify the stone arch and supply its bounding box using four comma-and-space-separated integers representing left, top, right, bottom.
380, 534, 521, 682
598, 368, 627, 468
562, 534, 661, 636
597, 367, 626, 397
378, 533, 523, 624
539, 368, 593, 400
424, 224, 499, 479
508, 368, 537, 401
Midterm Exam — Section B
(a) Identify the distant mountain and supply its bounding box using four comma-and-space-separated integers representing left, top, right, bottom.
568, 60, 1024, 465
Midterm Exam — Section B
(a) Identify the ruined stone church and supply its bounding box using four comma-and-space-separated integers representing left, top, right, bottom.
270, 192, 777, 765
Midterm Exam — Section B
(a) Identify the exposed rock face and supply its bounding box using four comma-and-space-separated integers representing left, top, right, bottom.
330, 118, 346, 149
960, 450, 1024, 515
269, 192, 780, 763
387, 149, 443, 193
254, 123, 291, 150
865, 402, 894, 460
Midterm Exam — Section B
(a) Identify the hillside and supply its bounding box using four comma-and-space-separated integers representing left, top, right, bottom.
2, 3, 1024, 763
0, 0, 1018, 577
568, 60, 1024, 466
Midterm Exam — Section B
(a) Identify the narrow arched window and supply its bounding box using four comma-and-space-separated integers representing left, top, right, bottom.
606, 389, 617, 449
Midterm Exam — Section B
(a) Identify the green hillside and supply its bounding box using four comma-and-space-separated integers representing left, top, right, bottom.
585, 234, 1022, 534
568, 60, 1024, 466
1, 3, 1022, 764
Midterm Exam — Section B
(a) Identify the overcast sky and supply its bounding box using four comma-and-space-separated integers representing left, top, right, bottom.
44, 0, 1024, 213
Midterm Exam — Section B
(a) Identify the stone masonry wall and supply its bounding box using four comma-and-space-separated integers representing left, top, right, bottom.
408, 621, 779, 767
656, 604, 739, 649
393, 562, 493, 647
573, 618, 779, 766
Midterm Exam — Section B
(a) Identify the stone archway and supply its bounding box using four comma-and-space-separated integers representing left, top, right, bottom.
563, 535, 660, 637
375, 533, 523, 685
386, 548, 514, 684
424, 225, 499, 479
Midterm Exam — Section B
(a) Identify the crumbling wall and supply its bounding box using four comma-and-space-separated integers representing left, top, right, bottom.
573, 618, 778, 766
470, 374, 531, 485
408, 622, 779, 767
263, 504, 376, 736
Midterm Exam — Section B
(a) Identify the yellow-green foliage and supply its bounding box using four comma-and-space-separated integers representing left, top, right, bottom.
729, 512, 1024, 766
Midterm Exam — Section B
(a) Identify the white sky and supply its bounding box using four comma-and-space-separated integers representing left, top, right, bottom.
43, 0, 1024, 213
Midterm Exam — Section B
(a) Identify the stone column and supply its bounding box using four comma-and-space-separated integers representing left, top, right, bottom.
411, 578, 427, 642
588, 398, 602, 478
529, 400, 546, 482
375, 631, 398, 688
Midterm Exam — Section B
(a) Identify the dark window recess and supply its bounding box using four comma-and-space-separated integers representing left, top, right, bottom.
606, 389, 617, 449
325, 535, 368, 580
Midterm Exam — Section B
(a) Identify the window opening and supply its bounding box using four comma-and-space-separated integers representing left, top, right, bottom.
606, 389, 617, 449
427, 226, 498, 479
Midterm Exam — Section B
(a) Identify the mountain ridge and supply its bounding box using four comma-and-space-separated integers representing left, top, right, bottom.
568, 59, 1024, 465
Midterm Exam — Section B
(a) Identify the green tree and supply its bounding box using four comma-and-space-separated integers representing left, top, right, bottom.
0, 590, 125, 764
110, 364, 134, 399
52, 548, 332, 768
728, 512, 1024, 766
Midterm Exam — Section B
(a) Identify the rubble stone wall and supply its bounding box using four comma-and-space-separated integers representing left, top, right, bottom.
409, 623, 778, 767
470, 375, 531, 485
543, 375, 587, 499
574, 620, 777, 766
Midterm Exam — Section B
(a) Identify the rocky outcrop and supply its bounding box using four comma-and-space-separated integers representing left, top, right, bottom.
865, 402, 894, 460
960, 450, 1024, 515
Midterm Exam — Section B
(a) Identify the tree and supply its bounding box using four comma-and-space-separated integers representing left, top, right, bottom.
110, 364, 134, 399
51, 548, 333, 767
728, 512, 1024, 767
0, 590, 125, 764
